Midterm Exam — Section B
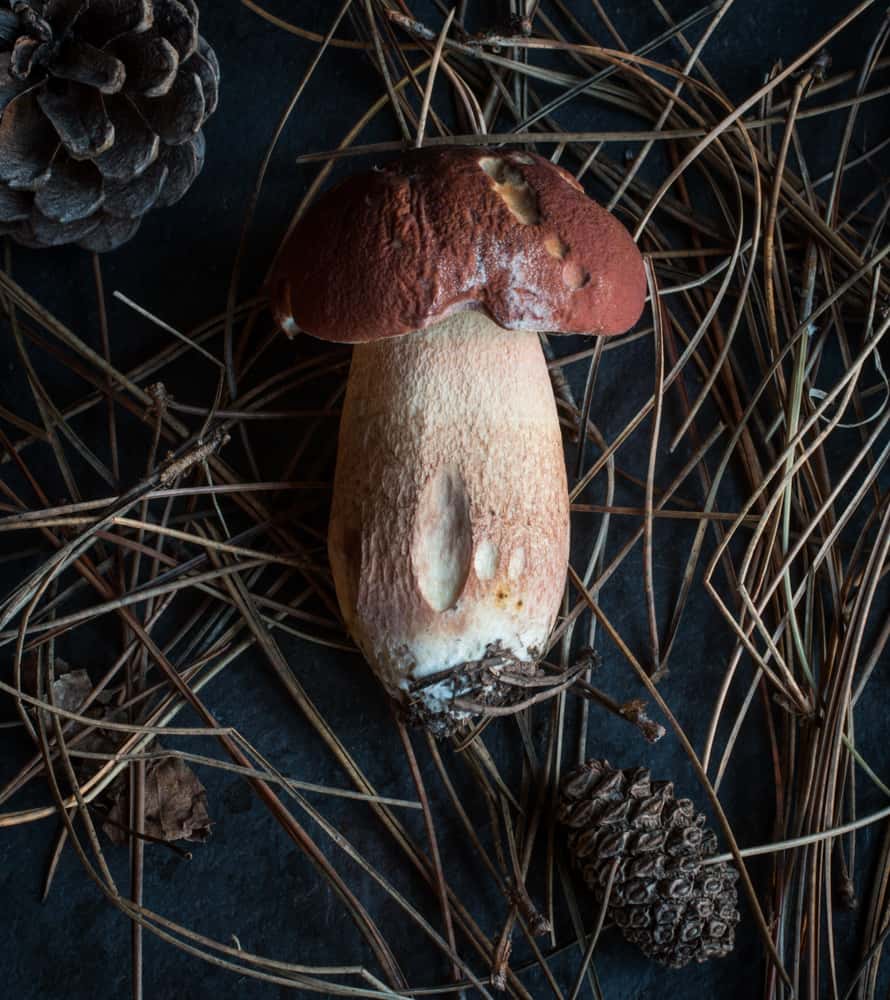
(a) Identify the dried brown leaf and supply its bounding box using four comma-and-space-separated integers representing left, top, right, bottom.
104, 755, 212, 845
48, 668, 93, 715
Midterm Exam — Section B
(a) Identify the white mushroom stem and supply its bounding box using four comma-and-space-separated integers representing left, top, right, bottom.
328, 310, 570, 724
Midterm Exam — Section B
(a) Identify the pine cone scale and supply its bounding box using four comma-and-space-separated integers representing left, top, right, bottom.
10, 31, 40, 76
37, 82, 115, 158
559, 760, 740, 970
75, 0, 154, 48
153, 0, 196, 60
108, 30, 178, 96
79, 212, 138, 251
0, 0, 218, 250
188, 42, 215, 114
0, 182, 29, 219
34, 156, 103, 222
93, 93, 157, 179
27, 206, 98, 244
0, 10, 17, 42
154, 130, 200, 206
133, 67, 202, 144
53, 38, 126, 91
0, 92, 57, 188
1, 53, 26, 111
104, 157, 165, 217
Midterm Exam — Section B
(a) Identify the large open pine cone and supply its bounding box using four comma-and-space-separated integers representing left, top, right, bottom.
0, 0, 218, 250
559, 759, 740, 969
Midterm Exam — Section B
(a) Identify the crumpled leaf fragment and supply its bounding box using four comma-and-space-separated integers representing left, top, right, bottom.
22, 656, 98, 717
103, 753, 212, 845
49, 667, 93, 714
20, 657, 212, 848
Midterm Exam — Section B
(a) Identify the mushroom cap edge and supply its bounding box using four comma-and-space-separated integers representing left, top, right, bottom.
272, 146, 647, 344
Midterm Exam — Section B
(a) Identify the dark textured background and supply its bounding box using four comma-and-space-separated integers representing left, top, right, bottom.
1, 2, 889, 998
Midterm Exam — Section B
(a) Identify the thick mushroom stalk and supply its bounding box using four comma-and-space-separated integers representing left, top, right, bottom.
273, 147, 645, 732
328, 311, 568, 729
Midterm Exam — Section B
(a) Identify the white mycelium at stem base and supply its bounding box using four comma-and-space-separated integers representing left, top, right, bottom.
328, 311, 569, 726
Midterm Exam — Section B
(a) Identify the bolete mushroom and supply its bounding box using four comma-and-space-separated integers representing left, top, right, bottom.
273, 148, 645, 734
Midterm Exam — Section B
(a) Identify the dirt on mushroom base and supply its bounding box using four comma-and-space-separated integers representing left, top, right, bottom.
402, 642, 592, 737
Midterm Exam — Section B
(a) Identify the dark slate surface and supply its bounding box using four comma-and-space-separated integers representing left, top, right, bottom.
1, 2, 889, 999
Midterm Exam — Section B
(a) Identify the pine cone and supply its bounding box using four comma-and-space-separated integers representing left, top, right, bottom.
0, 0, 218, 251
558, 759, 740, 969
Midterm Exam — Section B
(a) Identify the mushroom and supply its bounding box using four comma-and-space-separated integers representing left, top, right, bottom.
273, 148, 645, 734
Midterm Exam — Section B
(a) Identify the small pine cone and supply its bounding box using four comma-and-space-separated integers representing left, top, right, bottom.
558, 759, 740, 969
0, 0, 219, 251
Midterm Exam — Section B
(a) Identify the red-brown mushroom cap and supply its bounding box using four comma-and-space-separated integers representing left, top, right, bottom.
273, 147, 646, 344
